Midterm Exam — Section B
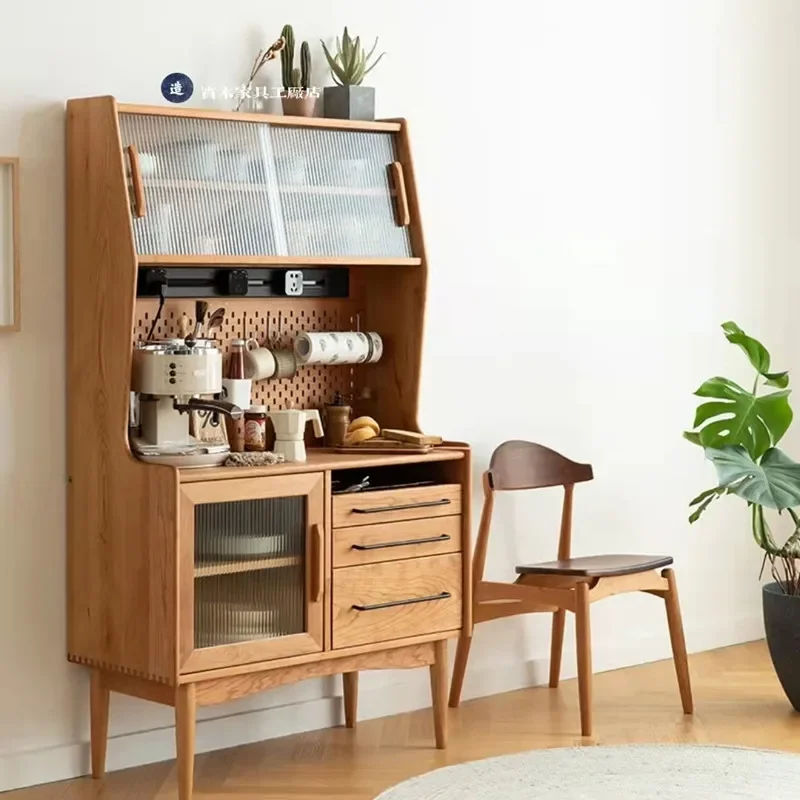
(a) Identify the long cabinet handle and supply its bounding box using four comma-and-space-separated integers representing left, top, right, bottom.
126, 145, 147, 218
389, 161, 410, 226
352, 534, 451, 551
352, 498, 451, 515
310, 523, 324, 602
353, 591, 451, 612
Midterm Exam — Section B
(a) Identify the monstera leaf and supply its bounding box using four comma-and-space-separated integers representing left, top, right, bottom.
722, 321, 789, 388
705, 446, 800, 510
685, 377, 792, 459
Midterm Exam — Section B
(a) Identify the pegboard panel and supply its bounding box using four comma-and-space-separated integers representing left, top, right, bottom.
134, 298, 359, 411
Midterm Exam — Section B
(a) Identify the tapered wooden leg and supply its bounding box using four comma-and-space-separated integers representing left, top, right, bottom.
575, 582, 593, 737
429, 639, 448, 749
175, 684, 196, 800
343, 672, 358, 728
89, 670, 110, 779
448, 631, 472, 708
549, 609, 566, 688
663, 568, 694, 714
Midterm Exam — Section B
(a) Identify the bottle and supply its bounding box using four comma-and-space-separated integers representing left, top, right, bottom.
324, 392, 352, 448
244, 405, 268, 452
225, 339, 247, 453
228, 339, 246, 379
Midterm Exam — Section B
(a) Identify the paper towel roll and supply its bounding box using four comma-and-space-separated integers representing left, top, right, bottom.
294, 332, 378, 365
294, 332, 338, 365
328, 331, 369, 364
366, 332, 383, 363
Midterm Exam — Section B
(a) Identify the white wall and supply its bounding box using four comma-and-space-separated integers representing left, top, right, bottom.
1, 0, 797, 791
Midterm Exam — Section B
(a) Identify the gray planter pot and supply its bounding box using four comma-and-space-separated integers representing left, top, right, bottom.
323, 86, 375, 121
763, 582, 800, 710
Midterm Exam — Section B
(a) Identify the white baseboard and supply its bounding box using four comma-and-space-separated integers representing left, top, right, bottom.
0, 613, 765, 793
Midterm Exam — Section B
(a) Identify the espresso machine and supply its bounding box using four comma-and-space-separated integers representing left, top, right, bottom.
130, 339, 243, 468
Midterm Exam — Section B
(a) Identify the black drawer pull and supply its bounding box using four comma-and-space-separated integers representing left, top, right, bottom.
352, 591, 452, 612
352, 498, 452, 515
352, 534, 451, 551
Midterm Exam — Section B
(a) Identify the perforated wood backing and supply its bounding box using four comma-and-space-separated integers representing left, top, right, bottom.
134, 298, 357, 410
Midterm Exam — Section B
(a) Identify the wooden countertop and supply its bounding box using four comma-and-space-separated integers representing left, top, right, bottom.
179, 446, 467, 483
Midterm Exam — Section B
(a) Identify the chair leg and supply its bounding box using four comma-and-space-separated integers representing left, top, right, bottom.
448, 630, 472, 708
575, 582, 593, 737
549, 609, 566, 688
663, 568, 694, 714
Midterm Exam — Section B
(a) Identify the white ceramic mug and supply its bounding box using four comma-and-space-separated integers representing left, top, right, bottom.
244, 339, 277, 380
221, 378, 252, 410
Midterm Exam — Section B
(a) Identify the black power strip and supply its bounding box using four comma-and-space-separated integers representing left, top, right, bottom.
136, 267, 349, 299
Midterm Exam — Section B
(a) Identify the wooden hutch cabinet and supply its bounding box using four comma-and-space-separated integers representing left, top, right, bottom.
66, 96, 471, 799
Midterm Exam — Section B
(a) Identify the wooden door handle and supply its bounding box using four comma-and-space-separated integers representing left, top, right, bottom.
126, 145, 147, 218
389, 162, 410, 226
310, 523, 324, 603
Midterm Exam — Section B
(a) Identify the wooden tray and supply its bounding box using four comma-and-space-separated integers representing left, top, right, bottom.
333, 444, 431, 455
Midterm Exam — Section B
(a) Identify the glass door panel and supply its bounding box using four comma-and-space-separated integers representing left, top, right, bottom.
180, 473, 324, 673
194, 496, 305, 648
269, 126, 413, 258
118, 113, 284, 257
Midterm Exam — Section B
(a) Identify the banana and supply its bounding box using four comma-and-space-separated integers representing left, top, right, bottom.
343, 427, 378, 446
348, 416, 380, 436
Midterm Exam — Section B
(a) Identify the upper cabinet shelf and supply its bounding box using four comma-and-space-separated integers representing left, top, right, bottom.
118, 110, 415, 263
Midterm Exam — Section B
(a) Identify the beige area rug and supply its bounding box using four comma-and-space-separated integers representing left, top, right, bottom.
374, 744, 800, 799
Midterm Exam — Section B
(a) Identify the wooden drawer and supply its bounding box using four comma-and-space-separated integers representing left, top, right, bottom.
332, 553, 462, 649
334, 516, 461, 567
333, 483, 461, 528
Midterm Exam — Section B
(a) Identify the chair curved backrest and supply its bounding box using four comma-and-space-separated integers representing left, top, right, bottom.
488, 440, 593, 491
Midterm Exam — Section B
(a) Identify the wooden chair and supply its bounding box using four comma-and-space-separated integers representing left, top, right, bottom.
448, 440, 693, 736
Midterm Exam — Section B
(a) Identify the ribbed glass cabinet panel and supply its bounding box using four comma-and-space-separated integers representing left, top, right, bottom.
194, 497, 305, 649
270, 126, 412, 258
118, 112, 412, 259
118, 113, 284, 257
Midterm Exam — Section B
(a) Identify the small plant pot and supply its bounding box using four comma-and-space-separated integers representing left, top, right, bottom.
281, 94, 317, 118
763, 582, 800, 710
323, 86, 375, 121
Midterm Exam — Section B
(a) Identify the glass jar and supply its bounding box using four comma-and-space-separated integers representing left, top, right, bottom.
244, 405, 268, 452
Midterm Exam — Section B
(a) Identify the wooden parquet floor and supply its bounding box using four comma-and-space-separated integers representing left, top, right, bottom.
6, 641, 799, 799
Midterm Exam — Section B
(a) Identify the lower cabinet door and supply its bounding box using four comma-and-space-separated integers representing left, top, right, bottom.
179, 474, 325, 673
332, 553, 463, 649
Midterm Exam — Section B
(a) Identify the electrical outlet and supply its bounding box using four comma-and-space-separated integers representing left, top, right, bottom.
285, 270, 304, 296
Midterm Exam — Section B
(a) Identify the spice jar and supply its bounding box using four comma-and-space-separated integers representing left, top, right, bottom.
244, 405, 268, 452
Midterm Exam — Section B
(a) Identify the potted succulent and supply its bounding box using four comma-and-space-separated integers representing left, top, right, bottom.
685, 321, 800, 709
280, 24, 316, 117
320, 27, 385, 120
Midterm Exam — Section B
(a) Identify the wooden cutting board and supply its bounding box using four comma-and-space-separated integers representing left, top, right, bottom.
382, 429, 443, 446
334, 437, 431, 455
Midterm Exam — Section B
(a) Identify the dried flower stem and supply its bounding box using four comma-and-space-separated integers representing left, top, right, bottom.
235, 38, 285, 111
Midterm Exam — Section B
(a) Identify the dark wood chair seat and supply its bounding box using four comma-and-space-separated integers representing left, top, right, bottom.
516, 554, 674, 578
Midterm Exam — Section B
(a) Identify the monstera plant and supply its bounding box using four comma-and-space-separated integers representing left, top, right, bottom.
686, 322, 800, 709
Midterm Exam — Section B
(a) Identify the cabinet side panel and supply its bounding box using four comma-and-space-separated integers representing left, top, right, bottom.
351, 123, 428, 431
352, 265, 424, 431
66, 96, 178, 683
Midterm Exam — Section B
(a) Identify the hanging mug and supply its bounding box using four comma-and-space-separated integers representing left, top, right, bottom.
244, 338, 277, 380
